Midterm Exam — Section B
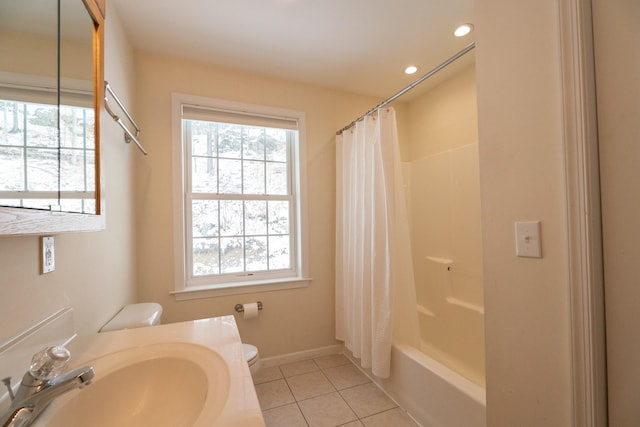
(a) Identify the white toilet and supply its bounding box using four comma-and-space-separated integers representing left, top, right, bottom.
100, 303, 261, 375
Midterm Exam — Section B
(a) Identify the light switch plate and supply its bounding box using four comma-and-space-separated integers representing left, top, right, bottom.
41, 236, 55, 274
515, 221, 542, 258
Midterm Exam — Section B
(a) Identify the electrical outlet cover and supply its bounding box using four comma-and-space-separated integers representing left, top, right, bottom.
42, 236, 55, 273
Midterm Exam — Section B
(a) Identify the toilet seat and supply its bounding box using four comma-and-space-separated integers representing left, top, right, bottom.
243, 343, 259, 366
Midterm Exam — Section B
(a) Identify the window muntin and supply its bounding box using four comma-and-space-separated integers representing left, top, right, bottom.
181, 107, 302, 289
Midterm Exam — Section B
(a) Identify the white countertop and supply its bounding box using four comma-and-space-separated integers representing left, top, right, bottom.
44, 316, 265, 427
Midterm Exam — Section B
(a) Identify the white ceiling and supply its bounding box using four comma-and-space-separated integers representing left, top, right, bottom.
110, 0, 475, 100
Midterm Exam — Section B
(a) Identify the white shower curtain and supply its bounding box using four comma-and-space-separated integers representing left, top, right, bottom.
335, 107, 410, 378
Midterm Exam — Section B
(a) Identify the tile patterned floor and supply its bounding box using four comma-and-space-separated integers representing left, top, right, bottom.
252, 353, 419, 427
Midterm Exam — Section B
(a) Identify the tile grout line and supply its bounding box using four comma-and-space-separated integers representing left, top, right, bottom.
260, 353, 417, 427
315, 359, 365, 426
295, 401, 311, 427
317, 358, 408, 426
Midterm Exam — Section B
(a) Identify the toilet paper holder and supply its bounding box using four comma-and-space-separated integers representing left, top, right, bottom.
235, 301, 263, 313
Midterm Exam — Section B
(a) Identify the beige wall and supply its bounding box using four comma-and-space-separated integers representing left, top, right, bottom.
132, 53, 381, 358
476, 0, 573, 425
0, 6, 138, 345
594, 0, 640, 424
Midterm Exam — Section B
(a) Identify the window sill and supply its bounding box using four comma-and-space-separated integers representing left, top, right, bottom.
170, 277, 312, 301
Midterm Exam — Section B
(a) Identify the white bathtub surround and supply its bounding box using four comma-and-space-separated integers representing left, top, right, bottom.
408, 143, 485, 386
349, 344, 486, 427
386, 345, 484, 427
336, 107, 416, 378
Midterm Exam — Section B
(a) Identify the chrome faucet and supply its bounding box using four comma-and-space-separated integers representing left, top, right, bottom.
1, 346, 94, 427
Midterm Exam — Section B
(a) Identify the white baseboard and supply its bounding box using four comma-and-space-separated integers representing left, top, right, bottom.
260, 344, 344, 368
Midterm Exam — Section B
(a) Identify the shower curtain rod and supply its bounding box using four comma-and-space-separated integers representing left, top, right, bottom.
336, 42, 476, 135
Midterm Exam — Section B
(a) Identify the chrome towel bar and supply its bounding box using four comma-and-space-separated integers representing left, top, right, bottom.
104, 81, 148, 155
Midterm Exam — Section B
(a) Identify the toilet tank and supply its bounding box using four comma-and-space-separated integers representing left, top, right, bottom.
100, 303, 163, 332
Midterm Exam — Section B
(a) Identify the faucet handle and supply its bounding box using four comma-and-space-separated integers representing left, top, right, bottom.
29, 346, 71, 380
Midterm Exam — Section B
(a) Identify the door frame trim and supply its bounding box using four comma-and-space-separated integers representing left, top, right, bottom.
559, 0, 608, 425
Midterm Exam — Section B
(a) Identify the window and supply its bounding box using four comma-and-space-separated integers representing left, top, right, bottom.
172, 94, 309, 299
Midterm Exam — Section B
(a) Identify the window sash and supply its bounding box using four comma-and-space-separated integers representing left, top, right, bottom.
185, 194, 298, 285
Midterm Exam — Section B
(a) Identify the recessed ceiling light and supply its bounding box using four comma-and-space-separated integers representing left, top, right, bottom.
454, 23, 474, 37
404, 65, 418, 75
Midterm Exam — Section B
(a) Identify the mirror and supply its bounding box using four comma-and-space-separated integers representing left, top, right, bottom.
59, 0, 97, 214
0, 0, 105, 234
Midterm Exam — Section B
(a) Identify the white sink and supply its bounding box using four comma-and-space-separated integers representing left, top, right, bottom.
27, 316, 264, 426
33, 342, 230, 427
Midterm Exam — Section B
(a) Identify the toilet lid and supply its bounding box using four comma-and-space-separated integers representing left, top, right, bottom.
100, 303, 163, 332
243, 344, 258, 364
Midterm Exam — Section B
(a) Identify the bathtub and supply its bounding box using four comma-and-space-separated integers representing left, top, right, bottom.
373, 344, 486, 427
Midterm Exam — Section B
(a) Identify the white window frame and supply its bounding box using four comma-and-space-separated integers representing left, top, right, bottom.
171, 93, 310, 300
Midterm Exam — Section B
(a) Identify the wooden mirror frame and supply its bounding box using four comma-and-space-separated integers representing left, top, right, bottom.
0, 0, 106, 235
